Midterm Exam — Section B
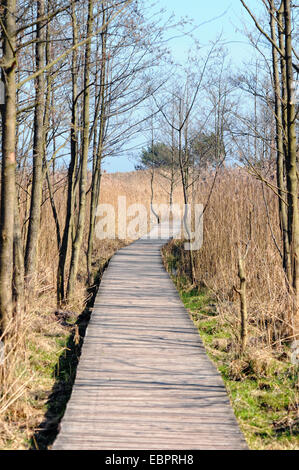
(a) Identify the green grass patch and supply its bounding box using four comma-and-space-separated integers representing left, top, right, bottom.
162, 249, 299, 450
180, 287, 299, 449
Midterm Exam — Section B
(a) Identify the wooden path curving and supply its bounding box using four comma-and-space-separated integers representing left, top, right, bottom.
53, 227, 247, 450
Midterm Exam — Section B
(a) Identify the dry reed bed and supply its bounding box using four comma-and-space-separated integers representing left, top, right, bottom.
162, 168, 298, 448
0, 169, 181, 448
1, 167, 297, 448
193, 169, 292, 347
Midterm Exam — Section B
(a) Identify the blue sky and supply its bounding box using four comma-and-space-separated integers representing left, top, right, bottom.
103, 0, 260, 173
157, 0, 257, 65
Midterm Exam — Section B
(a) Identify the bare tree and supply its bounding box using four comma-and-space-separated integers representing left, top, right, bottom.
24, 0, 46, 283
0, 0, 17, 336
240, 0, 299, 337
67, 0, 94, 300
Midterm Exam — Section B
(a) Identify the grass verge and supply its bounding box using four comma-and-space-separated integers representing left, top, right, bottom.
162, 246, 299, 451
0, 240, 124, 450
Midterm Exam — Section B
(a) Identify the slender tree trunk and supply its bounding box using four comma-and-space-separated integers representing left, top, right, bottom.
277, 7, 289, 163
149, 120, 160, 225
87, 5, 107, 283
235, 254, 248, 354
25, 0, 46, 282
45, 163, 61, 250
87, 161, 103, 283
13, 194, 24, 325
283, 0, 299, 336
178, 98, 195, 284
0, 0, 17, 336
57, 0, 79, 305
270, 1, 292, 285
43, 13, 61, 252
150, 168, 160, 224
67, 0, 94, 300
169, 117, 176, 220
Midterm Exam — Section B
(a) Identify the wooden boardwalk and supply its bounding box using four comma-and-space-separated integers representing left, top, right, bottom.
53, 228, 247, 450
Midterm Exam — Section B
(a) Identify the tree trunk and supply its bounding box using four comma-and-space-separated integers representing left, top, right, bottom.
0, 0, 17, 337
57, 0, 79, 305
283, 0, 299, 336
178, 98, 195, 284
25, 0, 46, 282
235, 254, 248, 354
87, 5, 107, 283
270, 1, 292, 286
67, 0, 94, 300
13, 194, 24, 326
150, 168, 160, 224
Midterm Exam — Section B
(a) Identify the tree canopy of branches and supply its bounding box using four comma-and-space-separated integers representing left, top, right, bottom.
0, 0, 173, 339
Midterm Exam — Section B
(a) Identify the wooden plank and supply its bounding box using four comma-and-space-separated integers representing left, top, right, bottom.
53, 227, 248, 450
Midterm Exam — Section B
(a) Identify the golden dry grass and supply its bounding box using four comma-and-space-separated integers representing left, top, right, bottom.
0, 166, 297, 449
192, 168, 294, 346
